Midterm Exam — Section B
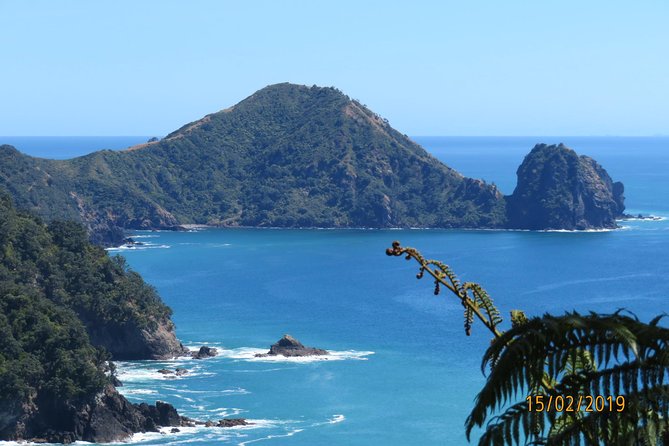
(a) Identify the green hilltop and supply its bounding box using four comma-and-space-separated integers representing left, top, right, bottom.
0, 83, 626, 243
0, 83, 507, 244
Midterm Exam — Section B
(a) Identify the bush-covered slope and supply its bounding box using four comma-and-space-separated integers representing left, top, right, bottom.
0, 83, 507, 243
0, 193, 193, 441
0, 192, 186, 360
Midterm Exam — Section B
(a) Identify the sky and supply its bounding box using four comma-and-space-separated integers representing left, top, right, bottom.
0, 1, 667, 136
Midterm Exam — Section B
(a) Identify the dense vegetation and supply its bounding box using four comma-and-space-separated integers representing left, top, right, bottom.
0, 192, 177, 437
0, 83, 507, 243
387, 241, 669, 445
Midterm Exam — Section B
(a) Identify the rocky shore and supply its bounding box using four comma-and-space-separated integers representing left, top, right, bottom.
2, 383, 250, 444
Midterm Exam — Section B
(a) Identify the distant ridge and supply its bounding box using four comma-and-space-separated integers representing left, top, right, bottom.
0, 83, 506, 243
0, 83, 623, 243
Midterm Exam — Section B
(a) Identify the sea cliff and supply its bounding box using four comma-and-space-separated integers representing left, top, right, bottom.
506, 143, 625, 230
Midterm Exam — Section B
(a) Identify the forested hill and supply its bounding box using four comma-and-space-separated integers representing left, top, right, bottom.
0, 192, 186, 361
0, 83, 507, 244
0, 193, 191, 441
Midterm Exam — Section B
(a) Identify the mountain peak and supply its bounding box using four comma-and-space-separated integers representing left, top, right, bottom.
1, 84, 624, 239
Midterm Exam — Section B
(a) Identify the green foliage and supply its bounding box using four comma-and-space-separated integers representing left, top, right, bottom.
0, 193, 172, 419
468, 312, 669, 445
387, 240, 669, 445
386, 241, 504, 337
0, 84, 507, 241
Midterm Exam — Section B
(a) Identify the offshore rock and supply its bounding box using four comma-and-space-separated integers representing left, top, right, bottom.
505, 143, 625, 230
255, 334, 328, 357
217, 419, 249, 427
192, 346, 218, 359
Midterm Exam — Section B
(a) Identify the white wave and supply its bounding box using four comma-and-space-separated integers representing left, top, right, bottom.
0, 415, 344, 446
106, 243, 171, 252
0, 442, 60, 446
328, 414, 345, 424
121, 426, 231, 444
307, 414, 347, 428
127, 234, 160, 238
236, 415, 344, 446
121, 388, 158, 395
120, 423, 261, 445
211, 407, 245, 417
184, 343, 225, 353
0, 442, 95, 446
216, 347, 374, 363
232, 367, 296, 373
618, 215, 667, 222
160, 387, 249, 396
116, 367, 186, 382
237, 428, 304, 446
540, 228, 614, 233
115, 359, 206, 383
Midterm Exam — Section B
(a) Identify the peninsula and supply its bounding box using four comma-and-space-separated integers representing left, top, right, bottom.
0, 83, 624, 245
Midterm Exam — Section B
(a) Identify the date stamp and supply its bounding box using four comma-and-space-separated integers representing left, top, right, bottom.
526, 395, 625, 413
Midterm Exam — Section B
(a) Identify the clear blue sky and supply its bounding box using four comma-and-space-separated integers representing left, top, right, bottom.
1, 1, 667, 136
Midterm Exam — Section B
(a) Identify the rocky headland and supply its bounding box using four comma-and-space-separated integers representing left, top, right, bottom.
0, 194, 194, 442
505, 143, 625, 230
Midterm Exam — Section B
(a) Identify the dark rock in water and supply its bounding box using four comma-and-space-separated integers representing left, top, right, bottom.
192, 346, 218, 359
156, 401, 181, 426
505, 143, 625, 230
123, 237, 144, 246
620, 213, 662, 221
255, 334, 328, 357
218, 418, 249, 427
200, 419, 249, 428
171, 428, 180, 433
156, 367, 188, 376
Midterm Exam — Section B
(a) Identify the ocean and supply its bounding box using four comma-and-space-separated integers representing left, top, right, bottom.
2, 136, 668, 445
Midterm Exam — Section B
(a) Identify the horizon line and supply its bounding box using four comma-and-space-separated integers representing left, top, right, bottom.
1, 134, 667, 138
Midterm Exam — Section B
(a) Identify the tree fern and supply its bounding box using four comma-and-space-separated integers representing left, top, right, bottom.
386, 241, 669, 445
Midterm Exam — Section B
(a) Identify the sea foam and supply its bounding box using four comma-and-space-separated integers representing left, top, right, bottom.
105, 242, 171, 252
215, 347, 374, 363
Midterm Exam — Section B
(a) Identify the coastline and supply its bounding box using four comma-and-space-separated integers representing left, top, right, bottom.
107, 218, 663, 250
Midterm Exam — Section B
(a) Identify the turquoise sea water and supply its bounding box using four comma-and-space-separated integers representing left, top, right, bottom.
3, 136, 669, 445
